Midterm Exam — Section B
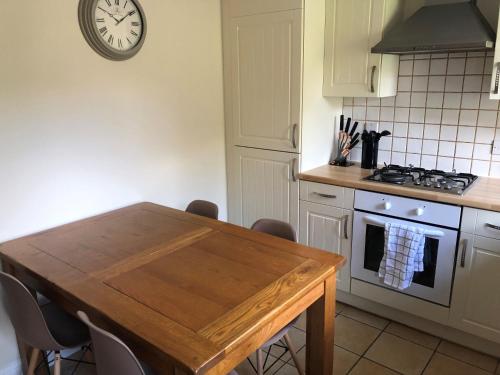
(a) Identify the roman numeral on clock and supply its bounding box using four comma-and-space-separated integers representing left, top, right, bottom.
123, 0, 128, 8
96, 18, 105, 23
130, 30, 138, 37
118, 38, 123, 49
105, 0, 111, 6
115, 0, 119, 5
129, 10, 136, 15
131, 21, 140, 26
99, 26, 108, 36
108, 34, 114, 45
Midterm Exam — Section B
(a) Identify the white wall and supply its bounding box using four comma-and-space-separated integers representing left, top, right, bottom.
0, 0, 226, 372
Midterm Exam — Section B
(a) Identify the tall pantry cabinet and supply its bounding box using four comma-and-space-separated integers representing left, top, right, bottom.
222, 0, 342, 231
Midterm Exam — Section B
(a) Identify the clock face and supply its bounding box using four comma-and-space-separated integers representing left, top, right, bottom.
93, 0, 144, 52
78, 0, 147, 61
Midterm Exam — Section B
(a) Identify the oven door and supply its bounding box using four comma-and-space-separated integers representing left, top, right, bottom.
351, 211, 458, 306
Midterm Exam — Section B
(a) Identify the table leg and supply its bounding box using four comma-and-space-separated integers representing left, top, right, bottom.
305, 275, 336, 375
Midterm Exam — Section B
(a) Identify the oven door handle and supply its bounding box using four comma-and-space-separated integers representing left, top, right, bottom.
363, 216, 445, 238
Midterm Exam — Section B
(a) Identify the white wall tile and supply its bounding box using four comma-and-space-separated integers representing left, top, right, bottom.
396, 92, 411, 107
477, 110, 498, 127
490, 162, 500, 177
412, 76, 428, 92
408, 123, 424, 138
392, 137, 407, 152
455, 143, 474, 158
447, 58, 465, 75
422, 139, 439, 155
465, 57, 485, 75
381, 96, 396, 107
430, 59, 447, 75
378, 150, 391, 164
473, 144, 492, 160
479, 93, 499, 110
425, 109, 442, 124
367, 98, 381, 107
379, 121, 393, 133
391, 152, 406, 166
410, 108, 425, 123
482, 75, 492, 93
461, 93, 481, 109
459, 110, 478, 126
421, 155, 437, 169
475, 127, 495, 144
414, 59, 430, 76
440, 125, 458, 141
393, 122, 409, 137
380, 107, 395, 122
442, 109, 459, 125
399, 60, 414, 76
453, 158, 472, 173
426, 92, 444, 108
406, 153, 422, 166
411, 92, 427, 107
443, 93, 462, 109
353, 106, 367, 121
379, 136, 393, 151
445, 76, 463, 92
354, 98, 367, 106
457, 126, 476, 142
394, 107, 410, 122
485, 57, 493, 73
407, 139, 423, 153
438, 141, 456, 157
428, 76, 446, 92
471, 159, 490, 175
424, 124, 440, 140
437, 156, 454, 170
463, 75, 482, 92
366, 107, 380, 121
398, 76, 412, 91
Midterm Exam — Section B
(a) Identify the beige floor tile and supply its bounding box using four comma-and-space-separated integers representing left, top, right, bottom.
291, 345, 359, 375
268, 327, 305, 362
437, 341, 498, 372
385, 322, 440, 350
350, 358, 399, 375
365, 332, 433, 375
272, 362, 300, 375
236, 355, 286, 375
340, 306, 390, 329
423, 353, 492, 375
334, 315, 381, 355
336, 301, 348, 314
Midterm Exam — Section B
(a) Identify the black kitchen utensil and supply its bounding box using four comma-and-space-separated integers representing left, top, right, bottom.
345, 118, 351, 134
340, 115, 344, 132
361, 130, 391, 169
349, 122, 359, 137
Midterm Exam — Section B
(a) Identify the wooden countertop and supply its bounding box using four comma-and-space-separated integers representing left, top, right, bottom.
299, 165, 500, 212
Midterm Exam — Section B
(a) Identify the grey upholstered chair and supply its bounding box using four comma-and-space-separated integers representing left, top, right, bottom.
78, 311, 239, 375
250, 219, 304, 375
0, 272, 90, 375
186, 200, 219, 220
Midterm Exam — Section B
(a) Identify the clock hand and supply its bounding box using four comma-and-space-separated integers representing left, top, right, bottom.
97, 7, 121, 22
115, 10, 135, 25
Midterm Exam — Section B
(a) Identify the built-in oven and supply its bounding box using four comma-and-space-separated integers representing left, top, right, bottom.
351, 190, 462, 307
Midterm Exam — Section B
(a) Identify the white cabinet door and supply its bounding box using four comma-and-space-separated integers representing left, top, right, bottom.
489, 6, 500, 100
323, 0, 402, 97
228, 147, 299, 231
299, 201, 352, 292
450, 233, 500, 343
228, 10, 302, 152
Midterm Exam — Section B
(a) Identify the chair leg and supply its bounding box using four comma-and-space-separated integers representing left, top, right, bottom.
54, 351, 61, 375
27, 348, 40, 375
256, 348, 264, 375
283, 333, 304, 375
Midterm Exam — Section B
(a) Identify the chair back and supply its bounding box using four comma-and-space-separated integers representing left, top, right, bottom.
186, 200, 219, 220
0, 272, 61, 350
77, 311, 146, 375
251, 219, 297, 242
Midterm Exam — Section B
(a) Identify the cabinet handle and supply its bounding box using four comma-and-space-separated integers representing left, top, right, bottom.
313, 192, 337, 199
291, 158, 298, 182
291, 124, 298, 149
494, 63, 500, 95
486, 223, 500, 231
460, 239, 468, 268
342, 215, 349, 240
370, 65, 377, 93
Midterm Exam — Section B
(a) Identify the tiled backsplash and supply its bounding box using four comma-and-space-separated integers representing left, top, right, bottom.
343, 52, 500, 177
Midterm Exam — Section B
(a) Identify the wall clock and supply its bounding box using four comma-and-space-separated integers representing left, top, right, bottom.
78, 0, 147, 61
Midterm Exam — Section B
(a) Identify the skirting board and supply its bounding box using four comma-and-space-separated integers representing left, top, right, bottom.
337, 289, 500, 358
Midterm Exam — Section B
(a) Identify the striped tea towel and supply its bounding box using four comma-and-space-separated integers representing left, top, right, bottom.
378, 223, 426, 290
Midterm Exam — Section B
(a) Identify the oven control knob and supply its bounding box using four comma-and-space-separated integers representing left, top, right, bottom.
384, 202, 392, 210
415, 207, 425, 216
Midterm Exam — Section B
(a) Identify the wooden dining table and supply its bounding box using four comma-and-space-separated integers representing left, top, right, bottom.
0, 202, 345, 374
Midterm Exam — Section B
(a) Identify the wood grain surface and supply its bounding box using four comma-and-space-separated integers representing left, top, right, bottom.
0, 203, 345, 374
299, 165, 500, 212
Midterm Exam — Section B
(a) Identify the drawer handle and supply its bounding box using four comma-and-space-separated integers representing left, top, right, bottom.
313, 192, 337, 199
460, 239, 468, 268
291, 124, 298, 149
370, 65, 377, 93
342, 215, 349, 240
486, 223, 500, 231
494, 63, 500, 95
291, 158, 298, 182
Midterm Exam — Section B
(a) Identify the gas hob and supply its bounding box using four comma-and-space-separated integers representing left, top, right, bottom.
364, 165, 478, 195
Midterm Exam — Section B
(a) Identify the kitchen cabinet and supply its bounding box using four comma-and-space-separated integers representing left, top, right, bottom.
299, 201, 352, 292
227, 146, 299, 231
490, 6, 500, 100
450, 233, 500, 343
227, 9, 303, 152
323, 0, 403, 97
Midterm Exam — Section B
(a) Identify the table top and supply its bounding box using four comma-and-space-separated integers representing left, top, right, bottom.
0, 203, 345, 374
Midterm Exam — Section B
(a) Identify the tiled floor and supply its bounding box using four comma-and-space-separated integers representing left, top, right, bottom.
59, 301, 500, 375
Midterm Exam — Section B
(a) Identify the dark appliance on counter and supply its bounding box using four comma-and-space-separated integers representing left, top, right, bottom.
361, 130, 391, 169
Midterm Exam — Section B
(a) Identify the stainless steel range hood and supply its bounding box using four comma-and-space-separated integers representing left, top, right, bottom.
372, 0, 496, 54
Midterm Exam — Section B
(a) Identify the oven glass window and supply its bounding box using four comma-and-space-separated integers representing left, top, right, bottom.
363, 224, 439, 288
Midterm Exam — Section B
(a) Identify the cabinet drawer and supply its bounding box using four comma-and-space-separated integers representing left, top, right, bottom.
300, 181, 354, 209
475, 210, 500, 240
